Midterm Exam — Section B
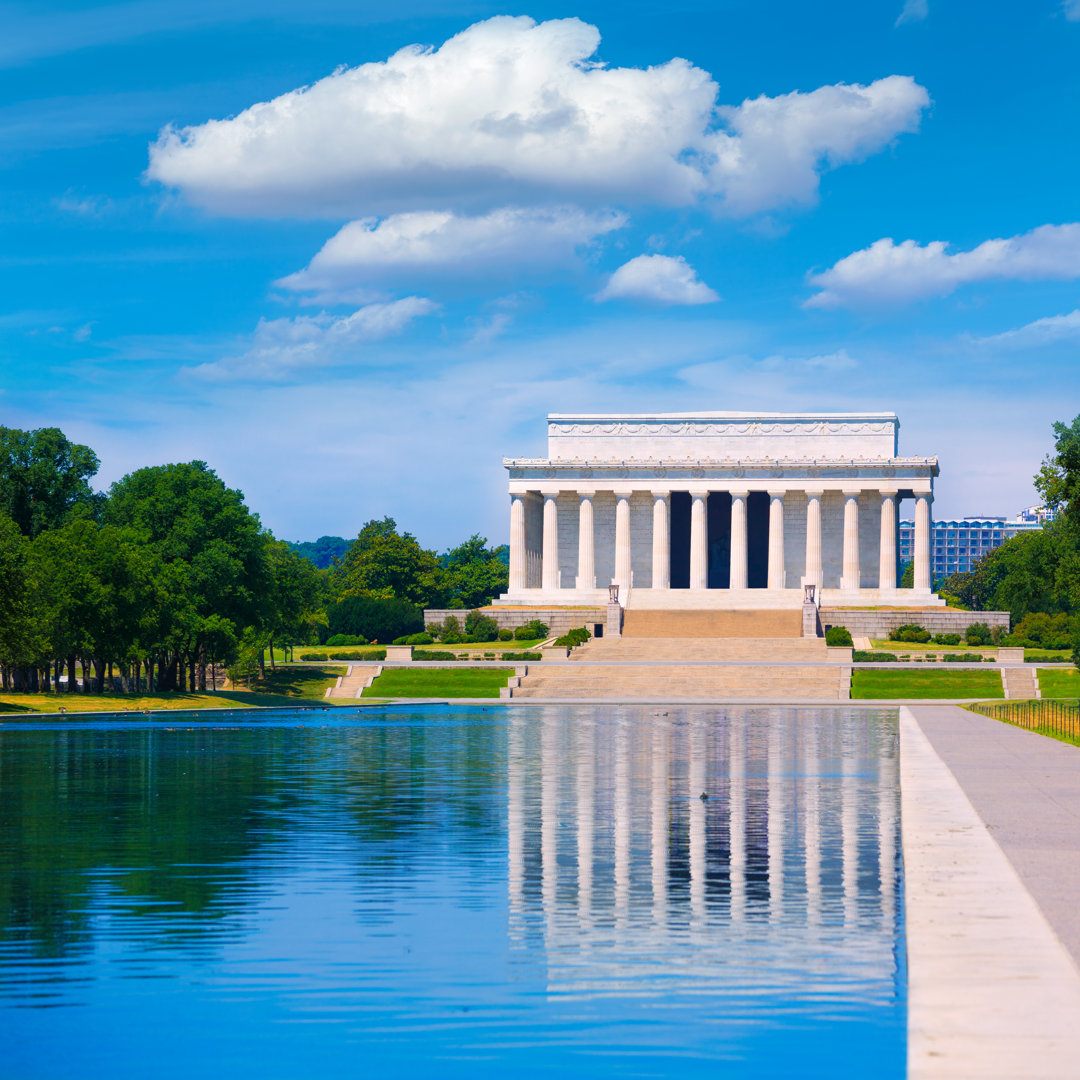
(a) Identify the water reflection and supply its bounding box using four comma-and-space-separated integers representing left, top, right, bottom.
0, 706, 903, 1079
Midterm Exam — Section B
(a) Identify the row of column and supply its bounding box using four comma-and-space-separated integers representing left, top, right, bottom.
509, 488, 934, 593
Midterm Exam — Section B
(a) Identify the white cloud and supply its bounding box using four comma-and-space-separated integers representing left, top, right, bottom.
183, 297, 436, 382
596, 254, 719, 305
806, 223, 1080, 308
147, 15, 929, 219
1064, 0, 1080, 22
895, 0, 928, 26
278, 206, 626, 294
977, 309, 1080, 348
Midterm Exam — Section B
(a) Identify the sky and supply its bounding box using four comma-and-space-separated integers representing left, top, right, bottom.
1, 0, 1079, 549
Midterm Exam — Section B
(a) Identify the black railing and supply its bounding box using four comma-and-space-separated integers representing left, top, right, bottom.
970, 699, 1080, 743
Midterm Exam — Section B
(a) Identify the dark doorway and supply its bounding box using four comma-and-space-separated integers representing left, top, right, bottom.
747, 491, 770, 589
707, 492, 731, 588
669, 492, 691, 588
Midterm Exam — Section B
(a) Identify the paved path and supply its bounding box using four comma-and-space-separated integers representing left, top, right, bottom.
909, 704, 1080, 965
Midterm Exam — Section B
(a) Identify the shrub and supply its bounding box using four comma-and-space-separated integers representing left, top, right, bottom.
464, 610, 500, 642
1011, 612, 1078, 651
497, 628, 514, 642
328, 594, 423, 644
853, 651, 898, 662
932, 633, 961, 646
328, 650, 376, 660
502, 651, 542, 661
405, 632, 434, 645
965, 621, 992, 646
514, 619, 549, 640
433, 615, 462, 642
302, 652, 329, 661
941, 652, 988, 663
413, 650, 459, 661
553, 626, 592, 649
888, 623, 931, 644
825, 626, 853, 647
326, 633, 368, 646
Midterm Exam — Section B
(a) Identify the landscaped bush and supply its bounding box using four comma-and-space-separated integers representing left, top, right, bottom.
501, 651, 542, 661
825, 626, 853, 647
553, 626, 592, 649
465, 610, 500, 642
964, 621, 993, 646
1025, 651, 1067, 663
326, 633, 368, 646
327, 594, 423, 644
328, 650, 380, 660
392, 632, 435, 645
497, 627, 514, 641
853, 651, 899, 662
302, 652, 328, 661
932, 633, 962, 646
1009, 612, 1079, 651
941, 652, 990, 663
514, 619, 549, 641
888, 623, 931, 643
413, 650, 460, 661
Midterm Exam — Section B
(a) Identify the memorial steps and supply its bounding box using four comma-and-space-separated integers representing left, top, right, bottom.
620, 608, 802, 638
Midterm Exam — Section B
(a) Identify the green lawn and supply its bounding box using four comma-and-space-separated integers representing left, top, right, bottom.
1038, 667, 1080, 700
362, 667, 514, 698
850, 668, 1004, 699
240, 665, 343, 701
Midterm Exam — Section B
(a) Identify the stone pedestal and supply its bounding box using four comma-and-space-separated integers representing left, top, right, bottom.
803, 600, 820, 639
606, 602, 623, 638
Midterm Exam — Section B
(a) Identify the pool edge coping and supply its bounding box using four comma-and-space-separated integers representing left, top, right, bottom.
900, 705, 1080, 1079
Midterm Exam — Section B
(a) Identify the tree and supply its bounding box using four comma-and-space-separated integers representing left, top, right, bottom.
327, 594, 423, 643
262, 540, 322, 664
442, 534, 509, 608
331, 518, 445, 606
0, 427, 102, 537
1036, 415, 1080, 532
287, 535, 350, 569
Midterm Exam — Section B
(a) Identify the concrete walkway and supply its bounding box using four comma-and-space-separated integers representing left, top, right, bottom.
909, 705, 1080, 964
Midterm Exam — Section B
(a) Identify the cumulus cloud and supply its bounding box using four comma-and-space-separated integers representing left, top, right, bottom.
895, 0, 928, 26
976, 309, 1080, 348
147, 16, 929, 219
184, 297, 436, 382
278, 206, 626, 294
806, 223, 1080, 308
596, 254, 719, 305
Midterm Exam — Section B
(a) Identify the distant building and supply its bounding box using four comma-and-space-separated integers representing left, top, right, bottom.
899, 505, 1053, 580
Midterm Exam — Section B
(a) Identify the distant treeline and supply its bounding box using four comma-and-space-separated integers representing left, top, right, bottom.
0, 427, 509, 693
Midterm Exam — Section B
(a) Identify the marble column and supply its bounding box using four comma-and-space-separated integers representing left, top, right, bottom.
767, 490, 786, 590
841, 490, 860, 592
805, 491, 823, 590
577, 490, 595, 590
690, 493, 708, 590
651, 491, 670, 589
729, 490, 748, 590
541, 490, 559, 591
509, 494, 526, 591
614, 493, 632, 592
879, 492, 897, 591
914, 493, 933, 592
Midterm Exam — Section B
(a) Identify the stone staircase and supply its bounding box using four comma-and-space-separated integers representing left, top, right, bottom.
506, 636, 849, 702
325, 664, 382, 699
621, 609, 803, 638
1001, 665, 1040, 700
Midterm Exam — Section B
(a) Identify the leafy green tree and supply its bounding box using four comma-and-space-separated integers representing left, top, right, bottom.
327, 594, 423, 643
0, 427, 102, 537
262, 540, 322, 664
287, 535, 350, 569
443, 535, 509, 608
0, 511, 46, 689
331, 518, 445, 606
1036, 415, 1080, 531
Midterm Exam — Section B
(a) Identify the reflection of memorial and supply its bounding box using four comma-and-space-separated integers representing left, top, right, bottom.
507, 707, 900, 1002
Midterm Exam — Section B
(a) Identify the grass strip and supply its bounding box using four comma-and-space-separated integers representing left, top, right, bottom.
850, 668, 1004, 699
362, 667, 514, 699
1037, 668, 1080, 699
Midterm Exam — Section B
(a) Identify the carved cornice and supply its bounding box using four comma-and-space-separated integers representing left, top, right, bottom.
548, 419, 897, 438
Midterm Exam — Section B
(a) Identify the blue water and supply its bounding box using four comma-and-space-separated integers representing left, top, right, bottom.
0, 705, 904, 1078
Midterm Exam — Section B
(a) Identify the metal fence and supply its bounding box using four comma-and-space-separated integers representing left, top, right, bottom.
970, 699, 1080, 743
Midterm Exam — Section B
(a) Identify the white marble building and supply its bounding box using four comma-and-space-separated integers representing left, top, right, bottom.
495, 411, 942, 609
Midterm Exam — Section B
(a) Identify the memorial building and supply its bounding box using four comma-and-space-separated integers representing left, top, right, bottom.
494, 411, 942, 611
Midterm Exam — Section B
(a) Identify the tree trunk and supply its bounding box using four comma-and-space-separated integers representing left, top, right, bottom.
160, 653, 179, 692
259, 647, 266, 680
268, 639, 276, 671
66, 655, 76, 693
93, 658, 105, 694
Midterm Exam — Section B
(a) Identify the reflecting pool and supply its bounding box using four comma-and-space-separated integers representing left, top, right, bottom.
0, 705, 903, 1078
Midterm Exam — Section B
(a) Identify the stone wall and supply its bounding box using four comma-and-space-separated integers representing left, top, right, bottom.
424, 607, 607, 637
821, 608, 1010, 638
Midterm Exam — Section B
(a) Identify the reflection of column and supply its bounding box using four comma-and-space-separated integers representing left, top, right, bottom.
841, 718, 857, 926
804, 712, 821, 927
805, 491, 823, 589
879, 492, 897, 591
577, 491, 595, 590
509, 494, 526, 592
541, 713, 558, 927
841, 490, 860, 591
879, 730, 896, 931
541, 491, 560, 591
614, 718, 631, 927
729, 720, 746, 924
508, 715, 525, 934
767, 490, 786, 590
767, 712, 784, 924
651, 491, 670, 590
576, 715, 595, 931
689, 716, 707, 927
915, 493, 933, 592
690, 493, 708, 590
614, 494, 632, 593
651, 720, 669, 925
729, 490, 749, 590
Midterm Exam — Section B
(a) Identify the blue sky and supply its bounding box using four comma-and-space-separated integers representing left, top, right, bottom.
2, 0, 1079, 548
